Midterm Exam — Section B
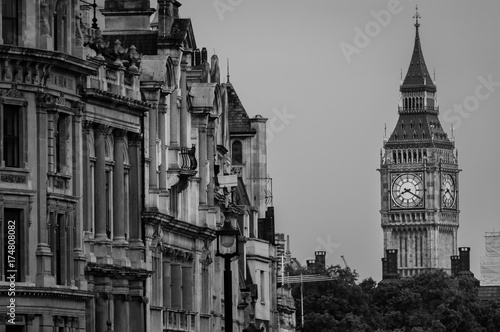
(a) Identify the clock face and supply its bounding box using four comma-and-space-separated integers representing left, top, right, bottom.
391, 173, 424, 208
442, 174, 456, 208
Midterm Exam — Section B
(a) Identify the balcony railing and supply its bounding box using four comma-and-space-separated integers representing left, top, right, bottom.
398, 106, 439, 114
180, 145, 197, 170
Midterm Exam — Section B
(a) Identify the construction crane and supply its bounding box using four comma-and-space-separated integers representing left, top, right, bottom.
341, 255, 349, 268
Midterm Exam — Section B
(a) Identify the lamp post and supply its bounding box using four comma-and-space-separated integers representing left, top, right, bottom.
215, 220, 240, 332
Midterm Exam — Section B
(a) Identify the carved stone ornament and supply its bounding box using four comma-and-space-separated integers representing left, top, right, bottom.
89, 30, 109, 61
36, 91, 55, 105
162, 246, 194, 263
72, 100, 85, 117
2, 83, 24, 99
55, 92, 72, 108
1, 174, 26, 183
113, 39, 127, 68
126, 45, 142, 73
200, 247, 213, 267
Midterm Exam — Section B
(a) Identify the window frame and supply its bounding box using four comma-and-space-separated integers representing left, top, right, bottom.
231, 140, 243, 164
1, 196, 29, 283
47, 201, 75, 286
0, 94, 28, 169
1, 0, 20, 46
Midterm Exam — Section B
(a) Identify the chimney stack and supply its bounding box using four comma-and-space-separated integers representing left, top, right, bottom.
315, 251, 326, 270
459, 247, 471, 273
102, 0, 155, 32
382, 249, 399, 280
451, 255, 460, 277
158, 0, 181, 38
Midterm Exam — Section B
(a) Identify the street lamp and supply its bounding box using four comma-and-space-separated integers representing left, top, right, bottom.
215, 220, 240, 332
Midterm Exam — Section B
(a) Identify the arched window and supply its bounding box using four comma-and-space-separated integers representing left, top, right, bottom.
232, 141, 242, 164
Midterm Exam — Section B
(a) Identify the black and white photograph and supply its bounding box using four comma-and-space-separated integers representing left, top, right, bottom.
1, 0, 500, 331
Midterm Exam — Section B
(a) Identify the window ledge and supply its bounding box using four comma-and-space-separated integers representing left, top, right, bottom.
0, 167, 30, 173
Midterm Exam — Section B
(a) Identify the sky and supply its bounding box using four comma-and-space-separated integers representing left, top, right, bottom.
134, 0, 500, 281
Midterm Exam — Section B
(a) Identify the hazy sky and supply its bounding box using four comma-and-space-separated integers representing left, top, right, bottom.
140, 0, 500, 281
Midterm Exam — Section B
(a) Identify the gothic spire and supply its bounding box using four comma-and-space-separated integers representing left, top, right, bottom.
401, 6, 435, 92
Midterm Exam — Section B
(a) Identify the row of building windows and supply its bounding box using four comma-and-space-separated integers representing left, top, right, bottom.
2, 0, 70, 52
390, 148, 428, 164
1, 102, 70, 171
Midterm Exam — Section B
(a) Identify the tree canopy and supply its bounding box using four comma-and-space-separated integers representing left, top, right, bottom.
288, 265, 500, 332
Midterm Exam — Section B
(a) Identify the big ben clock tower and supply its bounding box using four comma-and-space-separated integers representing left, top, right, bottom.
379, 10, 459, 277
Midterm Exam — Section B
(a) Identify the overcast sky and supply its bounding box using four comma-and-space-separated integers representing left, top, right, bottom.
139, 0, 500, 281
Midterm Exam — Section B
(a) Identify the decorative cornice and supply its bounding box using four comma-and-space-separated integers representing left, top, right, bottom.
0, 286, 94, 301
142, 211, 216, 241
82, 88, 151, 113
0, 45, 98, 76
85, 262, 152, 280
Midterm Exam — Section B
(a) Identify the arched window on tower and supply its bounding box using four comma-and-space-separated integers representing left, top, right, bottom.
232, 141, 242, 164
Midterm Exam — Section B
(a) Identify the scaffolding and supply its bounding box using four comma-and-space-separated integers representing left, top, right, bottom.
480, 232, 500, 286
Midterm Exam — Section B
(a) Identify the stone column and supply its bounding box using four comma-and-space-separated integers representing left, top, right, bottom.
163, 260, 172, 308
94, 124, 109, 242
159, 100, 167, 191
72, 107, 86, 287
114, 295, 130, 332
182, 265, 193, 311
180, 64, 188, 148
113, 129, 126, 243
129, 280, 145, 332
207, 122, 215, 205
149, 102, 158, 190
171, 263, 182, 309
128, 133, 143, 245
95, 295, 109, 332
35, 94, 52, 286
198, 125, 208, 205
82, 121, 93, 232
169, 90, 179, 147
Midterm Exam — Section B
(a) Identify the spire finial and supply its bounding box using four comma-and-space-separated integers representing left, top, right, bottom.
226, 58, 230, 83
413, 5, 421, 28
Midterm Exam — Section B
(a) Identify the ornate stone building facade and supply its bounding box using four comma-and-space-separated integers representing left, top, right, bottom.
0, 0, 282, 331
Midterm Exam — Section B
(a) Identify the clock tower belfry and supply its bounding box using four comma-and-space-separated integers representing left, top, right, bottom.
379, 10, 459, 277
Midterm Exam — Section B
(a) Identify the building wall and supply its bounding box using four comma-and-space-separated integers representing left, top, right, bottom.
0, 1, 283, 331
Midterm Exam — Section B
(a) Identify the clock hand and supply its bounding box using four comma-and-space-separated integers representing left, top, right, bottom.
405, 189, 421, 198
